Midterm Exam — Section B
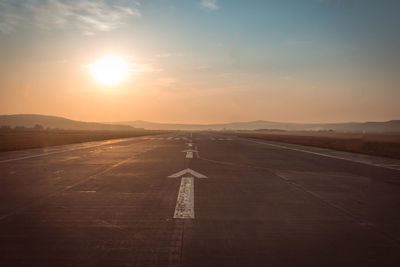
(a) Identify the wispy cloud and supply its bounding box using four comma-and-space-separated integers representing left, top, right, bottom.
0, 0, 141, 35
0, 1, 23, 34
200, 0, 219, 10
0, 13, 22, 35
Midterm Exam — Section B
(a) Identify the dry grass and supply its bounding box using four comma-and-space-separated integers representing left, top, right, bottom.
0, 129, 168, 152
223, 131, 400, 159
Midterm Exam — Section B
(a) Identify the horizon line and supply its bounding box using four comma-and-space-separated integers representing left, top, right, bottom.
0, 113, 399, 125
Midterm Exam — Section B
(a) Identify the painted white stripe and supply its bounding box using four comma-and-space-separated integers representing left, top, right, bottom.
186, 151, 193, 158
247, 139, 400, 171
174, 177, 194, 219
188, 143, 193, 147
167, 137, 173, 140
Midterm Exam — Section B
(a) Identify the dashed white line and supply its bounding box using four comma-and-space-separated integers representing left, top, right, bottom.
182, 149, 197, 159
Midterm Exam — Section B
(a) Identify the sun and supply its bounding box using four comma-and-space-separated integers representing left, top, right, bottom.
89, 56, 129, 86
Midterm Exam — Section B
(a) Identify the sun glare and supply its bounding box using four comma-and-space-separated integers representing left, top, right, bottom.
89, 56, 129, 86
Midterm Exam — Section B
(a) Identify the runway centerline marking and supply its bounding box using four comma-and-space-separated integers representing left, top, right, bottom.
182, 149, 197, 159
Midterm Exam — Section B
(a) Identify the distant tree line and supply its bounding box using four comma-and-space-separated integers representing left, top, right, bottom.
0, 124, 54, 131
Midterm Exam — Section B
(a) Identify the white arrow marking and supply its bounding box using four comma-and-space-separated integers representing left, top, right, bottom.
168, 168, 207, 178
169, 168, 207, 219
174, 177, 194, 219
187, 143, 193, 147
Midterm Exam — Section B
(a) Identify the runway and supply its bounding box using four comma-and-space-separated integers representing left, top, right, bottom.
0, 131, 400, 266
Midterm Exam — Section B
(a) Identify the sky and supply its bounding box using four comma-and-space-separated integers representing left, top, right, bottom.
0, 0, 399, 124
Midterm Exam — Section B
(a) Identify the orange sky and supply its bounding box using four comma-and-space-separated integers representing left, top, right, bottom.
0, 0, 399, 124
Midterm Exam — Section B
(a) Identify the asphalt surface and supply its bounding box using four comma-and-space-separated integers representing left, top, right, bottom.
0, 131, 400, 267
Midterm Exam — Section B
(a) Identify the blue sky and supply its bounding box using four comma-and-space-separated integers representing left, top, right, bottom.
0, 0, 399, 123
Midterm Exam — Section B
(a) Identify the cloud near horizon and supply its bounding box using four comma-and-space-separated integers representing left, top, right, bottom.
0, 0, 141, 35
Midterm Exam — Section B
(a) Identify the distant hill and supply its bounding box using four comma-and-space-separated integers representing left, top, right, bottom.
0, 114, 134, 131
1, 115, 398, 132
119, 120, 400, 132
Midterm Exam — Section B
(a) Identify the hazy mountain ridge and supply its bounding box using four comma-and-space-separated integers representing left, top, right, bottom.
1, 114, 399, 132
0, 114, 134, 131
120, 119, 400, 132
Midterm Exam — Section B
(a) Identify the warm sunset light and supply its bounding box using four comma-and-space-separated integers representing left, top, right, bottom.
89, 56, 129, 86
1, 1, 400, 266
